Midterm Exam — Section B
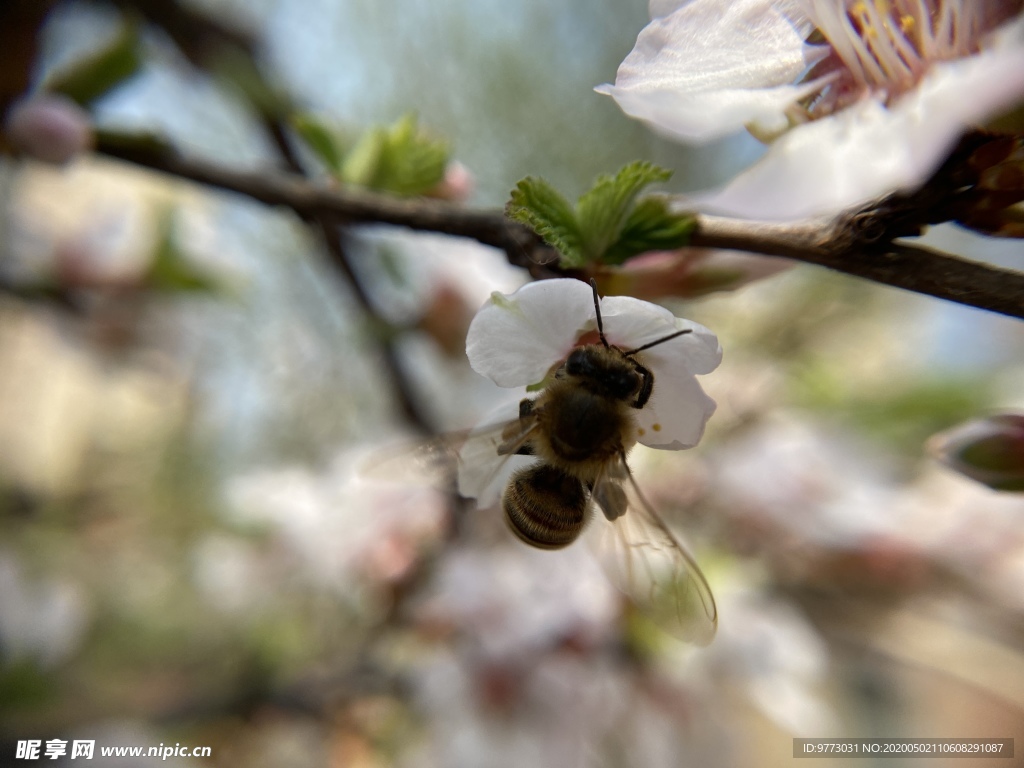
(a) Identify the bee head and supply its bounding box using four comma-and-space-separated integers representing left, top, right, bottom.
564, 346, 641, 401
578, 278, 694, 409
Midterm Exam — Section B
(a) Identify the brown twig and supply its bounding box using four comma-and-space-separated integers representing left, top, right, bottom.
108, 0, 261, 70
260, 114, 434, 430
93, 134, 1024, 320
95, 132, 547, 269
690, 215, 1024, 319
87, 0, 434, 430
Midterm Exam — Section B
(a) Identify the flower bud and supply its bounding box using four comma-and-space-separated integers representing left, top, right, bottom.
3, 95, 93, 166
416, 281, 475, 358
595, 248, 793, 300
928, 413, 1024, 492
425, 160, 474, 202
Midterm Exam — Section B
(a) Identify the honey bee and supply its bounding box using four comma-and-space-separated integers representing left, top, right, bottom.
401, 280, 717, 644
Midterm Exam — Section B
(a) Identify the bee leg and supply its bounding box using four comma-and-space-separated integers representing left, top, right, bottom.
594, 481, 628, 521
632, 363, 653, 409
513, 398, 537, 455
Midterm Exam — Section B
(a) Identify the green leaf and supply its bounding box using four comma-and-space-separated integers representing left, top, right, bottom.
291, 114, 345, 174
146, 214, 221, 294
507, 161, 685, 268
602, 196, 696, 265
376, 114, 450, 196
507, 177, 584, 266
48, 22, 142, 106
575, 161, 672, 262
342, 114, 449, 196
342, 128, 387, 188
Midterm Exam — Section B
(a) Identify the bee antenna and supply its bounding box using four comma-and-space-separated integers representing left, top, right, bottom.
589, 279, 610, 348
623, 328, 692, 356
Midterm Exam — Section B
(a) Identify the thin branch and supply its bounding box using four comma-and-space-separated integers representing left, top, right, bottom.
260, 115, 435, 431
320, 222, 433, 430
93, 135, 1024, 320
0, 275, 80, 311
95, 133, 547, 270
690, 215, 1024, 319
108, 0, 261, 70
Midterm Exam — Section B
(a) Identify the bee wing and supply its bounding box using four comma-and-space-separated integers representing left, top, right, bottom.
589, 457, 717, 645
363, 413, 539, 508
453, 414, 539, 506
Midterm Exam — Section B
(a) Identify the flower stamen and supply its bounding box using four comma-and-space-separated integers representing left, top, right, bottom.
799, 0, 1011, 118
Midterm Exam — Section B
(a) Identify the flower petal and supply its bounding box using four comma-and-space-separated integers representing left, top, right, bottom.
600, 295, 723, 375
636, 369, 718, 449
457, 398, 536, 506
465, 278, 595, 387
596, 0, 826, 142
599, 294, 721, 449
694, 16, 1024, 220
648, 0, 690, 19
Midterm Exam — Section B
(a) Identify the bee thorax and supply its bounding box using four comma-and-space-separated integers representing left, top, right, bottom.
539, 384, 631, 464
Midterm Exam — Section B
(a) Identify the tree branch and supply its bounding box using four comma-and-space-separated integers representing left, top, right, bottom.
95, 132, 547, 269
690, 216, 1024, 319
93, 135, 1024, 320
258, 111, 436, 431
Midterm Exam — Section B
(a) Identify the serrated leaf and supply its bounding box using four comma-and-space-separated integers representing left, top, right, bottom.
575, 161, 673, 262
374, 114, 449, 196
342, 128, 387, 188
602, 196, 696, 265
292, 113, 345, 174
48, 22, 142, 106
341, 115, 449, 196
507, 177, 584, 267
507, 161, 684, 267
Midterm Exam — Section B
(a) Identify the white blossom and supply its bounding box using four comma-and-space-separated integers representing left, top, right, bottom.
597, 0, 1024, 220
414, 543, 619, 657
0, 551, 89, 667
698, 583, 836, 735
465, 278, 722, 451
223, 450, 447, 596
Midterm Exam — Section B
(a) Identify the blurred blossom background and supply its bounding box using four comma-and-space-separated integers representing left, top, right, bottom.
2, 1, 1024, 767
